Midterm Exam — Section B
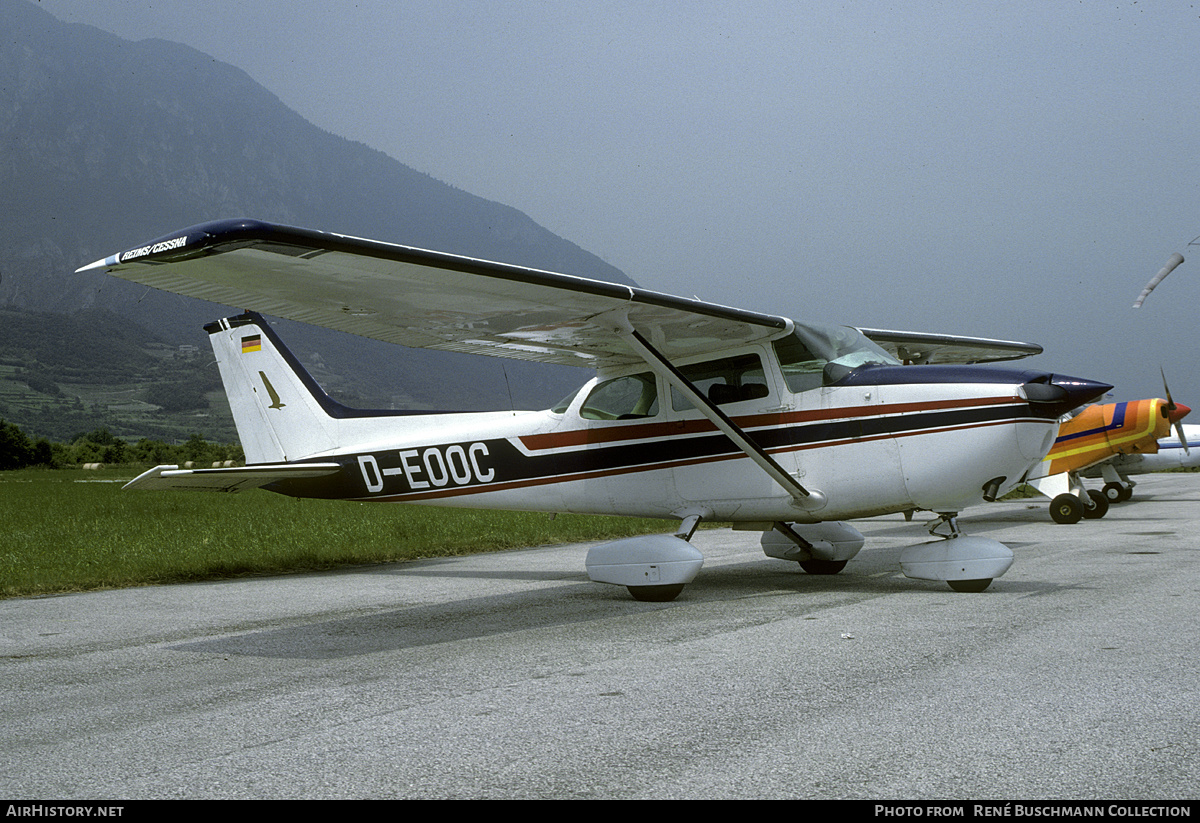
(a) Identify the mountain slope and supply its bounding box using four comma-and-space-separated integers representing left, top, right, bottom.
1, 0, 626, 418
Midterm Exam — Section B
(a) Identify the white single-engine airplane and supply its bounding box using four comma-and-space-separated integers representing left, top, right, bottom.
80, 219, 1110, 600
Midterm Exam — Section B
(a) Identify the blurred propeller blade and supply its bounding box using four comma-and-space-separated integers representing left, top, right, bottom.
1162, 368, 1191, 454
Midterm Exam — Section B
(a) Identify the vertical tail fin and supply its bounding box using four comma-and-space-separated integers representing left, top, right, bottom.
206, 313, 340, 463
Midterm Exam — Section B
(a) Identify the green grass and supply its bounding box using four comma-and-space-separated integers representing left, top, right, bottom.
0, 467, 675, 598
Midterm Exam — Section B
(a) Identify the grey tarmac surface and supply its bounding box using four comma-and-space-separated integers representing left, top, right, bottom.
2, 473, 1199, 800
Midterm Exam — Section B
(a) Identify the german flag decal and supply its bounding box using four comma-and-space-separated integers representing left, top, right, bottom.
241, 334, 262, 353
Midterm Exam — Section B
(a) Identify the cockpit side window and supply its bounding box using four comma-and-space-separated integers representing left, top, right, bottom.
772, 334, 826, 394
579, 372, 660, 420
671, 353, 768, 411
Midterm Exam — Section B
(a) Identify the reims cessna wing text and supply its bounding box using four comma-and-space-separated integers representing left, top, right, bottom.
80, 219, 1110, 600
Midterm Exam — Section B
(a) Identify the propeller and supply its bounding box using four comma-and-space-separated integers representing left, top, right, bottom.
1160, 368, 1191, 455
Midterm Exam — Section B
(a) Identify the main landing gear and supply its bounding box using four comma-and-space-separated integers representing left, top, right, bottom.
760, 521, 865, 575
584, 513, 706, 602
587, 510, 1018, 601
764, 517, 1014, 593
1049, 489, 1108, 524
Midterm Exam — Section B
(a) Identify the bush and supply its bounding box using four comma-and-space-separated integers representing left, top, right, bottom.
0, 425, 242, 469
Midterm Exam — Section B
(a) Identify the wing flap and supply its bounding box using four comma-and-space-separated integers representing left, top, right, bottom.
123, 463, 342, 493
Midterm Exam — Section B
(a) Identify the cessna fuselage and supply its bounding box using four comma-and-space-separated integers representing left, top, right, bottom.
265, 324, 1097, 523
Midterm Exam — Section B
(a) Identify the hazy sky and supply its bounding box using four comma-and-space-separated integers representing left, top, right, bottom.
33, 0, 1200, 402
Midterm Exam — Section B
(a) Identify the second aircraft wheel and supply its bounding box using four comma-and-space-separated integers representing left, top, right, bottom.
1050, 493, 1083, 524
1082, 489, 1109, 519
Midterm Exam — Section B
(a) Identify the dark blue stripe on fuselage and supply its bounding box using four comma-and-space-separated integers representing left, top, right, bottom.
268, 399, 1045, 500
1053, 402, 1128, 445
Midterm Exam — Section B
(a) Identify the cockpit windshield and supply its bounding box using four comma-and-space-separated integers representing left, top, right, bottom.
773, 323, 899, 393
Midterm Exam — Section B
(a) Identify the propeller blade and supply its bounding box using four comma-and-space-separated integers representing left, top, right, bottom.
1161, 366, 1176, 412
1176, 422, 1190, 456
1159, 368, 1190, 453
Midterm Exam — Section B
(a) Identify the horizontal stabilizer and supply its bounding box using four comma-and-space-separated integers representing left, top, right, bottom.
123, 463, 342, 493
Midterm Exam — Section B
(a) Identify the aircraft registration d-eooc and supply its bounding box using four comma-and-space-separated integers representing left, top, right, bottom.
80, 219, 1114, 601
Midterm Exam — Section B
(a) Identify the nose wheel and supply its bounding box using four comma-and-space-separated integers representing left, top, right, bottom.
902, 513, 1013, 592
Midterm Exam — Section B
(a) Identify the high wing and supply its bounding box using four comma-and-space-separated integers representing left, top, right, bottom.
78, 219, 793, 370
858, 328, 1042, 365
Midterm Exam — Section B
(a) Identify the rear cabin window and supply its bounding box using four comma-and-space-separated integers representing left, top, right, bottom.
579, 373, 659, 420
671, 353, 768, 411
551, 387, 581, 415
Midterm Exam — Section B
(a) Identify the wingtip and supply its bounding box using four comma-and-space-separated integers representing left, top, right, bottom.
75, 255, 119, 274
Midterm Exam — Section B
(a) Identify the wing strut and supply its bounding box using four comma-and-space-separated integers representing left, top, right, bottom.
610, 320, 827, 512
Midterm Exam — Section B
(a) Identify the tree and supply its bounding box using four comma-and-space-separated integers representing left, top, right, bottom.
0, 419, 52, 470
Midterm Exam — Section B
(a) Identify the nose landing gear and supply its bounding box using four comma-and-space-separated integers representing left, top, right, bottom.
897, 513, 1014, 593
